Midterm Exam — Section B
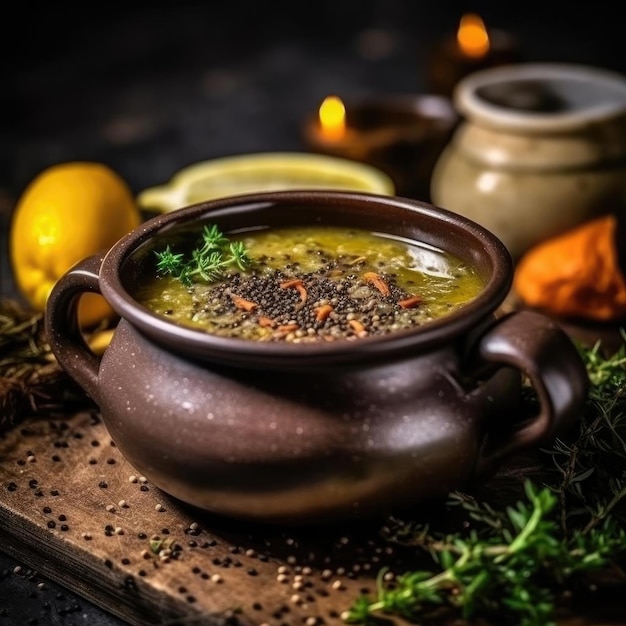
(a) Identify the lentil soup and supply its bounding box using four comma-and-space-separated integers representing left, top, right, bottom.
134, 225, 485, 342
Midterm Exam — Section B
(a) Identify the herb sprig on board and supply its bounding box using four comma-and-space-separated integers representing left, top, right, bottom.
155, 224, 251, 285
346, 334, 626, 626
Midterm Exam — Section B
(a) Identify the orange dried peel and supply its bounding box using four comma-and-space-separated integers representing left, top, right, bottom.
513, 214, 626, 321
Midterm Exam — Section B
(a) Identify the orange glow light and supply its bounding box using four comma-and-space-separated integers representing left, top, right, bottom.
318, 95, 346, 140
457, 14, 490, 58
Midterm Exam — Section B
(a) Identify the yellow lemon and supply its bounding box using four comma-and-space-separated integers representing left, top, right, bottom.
10, 161, 142, 328
137, 152, 395, 213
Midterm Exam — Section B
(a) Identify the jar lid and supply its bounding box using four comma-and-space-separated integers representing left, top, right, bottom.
454, 63, 626, 133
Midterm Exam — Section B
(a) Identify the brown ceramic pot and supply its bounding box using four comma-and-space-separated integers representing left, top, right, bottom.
45, 190, 588, 524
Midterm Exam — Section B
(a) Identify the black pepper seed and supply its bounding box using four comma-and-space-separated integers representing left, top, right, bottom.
179, 261, 428, 343
58, 514, 67, 521
98, 481, 108, 489
7, 482, 17, 491
60, 524, 69, 531
47, 521, 56, 529
52, 455, 61, 462
50, 490, 59, 496
43, 506, 52, 514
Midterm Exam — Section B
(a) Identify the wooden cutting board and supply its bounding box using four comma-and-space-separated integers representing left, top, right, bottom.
1, 409, 625, 626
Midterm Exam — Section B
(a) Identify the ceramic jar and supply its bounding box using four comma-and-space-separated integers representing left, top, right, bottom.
430, 63, 626, 259
45, 191, 589, 524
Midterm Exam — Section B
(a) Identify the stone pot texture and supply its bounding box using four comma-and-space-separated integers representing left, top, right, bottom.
45, 190, 588, 524
431, 63, 626, 260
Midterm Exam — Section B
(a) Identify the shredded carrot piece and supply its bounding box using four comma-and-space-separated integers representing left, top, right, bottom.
349, 319, 366, 334
276, 323, 299, 333
280, 277, 308, 309
279, 278, 304, 289
258, 316, 276, 328
272, 323, 300, 339
363, 271, 390, 296
398, 295, 422, 309
295, 284, 307, 303
230, 294, 257, 311
314, 303, 334, 321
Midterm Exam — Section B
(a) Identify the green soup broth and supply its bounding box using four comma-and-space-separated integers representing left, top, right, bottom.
133, 225, 485, 342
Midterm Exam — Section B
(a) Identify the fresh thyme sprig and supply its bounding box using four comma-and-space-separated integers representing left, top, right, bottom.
346, 333, 626, 626
544, 331, 626, 535
154, 224, 251, 285
347, 482, 626, 626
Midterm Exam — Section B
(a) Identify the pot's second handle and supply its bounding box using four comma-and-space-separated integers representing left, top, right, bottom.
45, 254, 105, 404
473, 309, 589, 476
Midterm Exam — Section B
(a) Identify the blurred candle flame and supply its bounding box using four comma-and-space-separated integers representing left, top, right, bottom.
318, 95, 346, 140
457, 14, 490, 58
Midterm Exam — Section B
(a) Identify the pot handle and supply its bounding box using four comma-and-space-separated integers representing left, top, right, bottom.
472, 309, 589, 477
44, 253, 105, 405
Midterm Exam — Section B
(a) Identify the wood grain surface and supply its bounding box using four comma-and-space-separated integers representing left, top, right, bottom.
0, 410, 434, 626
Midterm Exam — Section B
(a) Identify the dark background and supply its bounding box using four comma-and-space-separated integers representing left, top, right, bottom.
2, 2, 626, 624
3, 1, 626, 200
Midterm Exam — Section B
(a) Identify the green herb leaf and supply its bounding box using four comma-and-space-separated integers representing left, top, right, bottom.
154, 225, 251, 284
346, 334, 626, 625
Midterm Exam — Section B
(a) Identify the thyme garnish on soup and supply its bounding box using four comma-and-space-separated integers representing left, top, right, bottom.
155, 224, 251, 285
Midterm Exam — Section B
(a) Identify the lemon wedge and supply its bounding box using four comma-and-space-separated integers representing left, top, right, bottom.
137, 152, 395, 213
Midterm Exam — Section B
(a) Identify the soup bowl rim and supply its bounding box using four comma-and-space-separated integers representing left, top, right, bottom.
98, 189, 513, 369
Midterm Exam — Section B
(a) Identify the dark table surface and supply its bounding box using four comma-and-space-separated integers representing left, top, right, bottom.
3, 2, 626, 624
